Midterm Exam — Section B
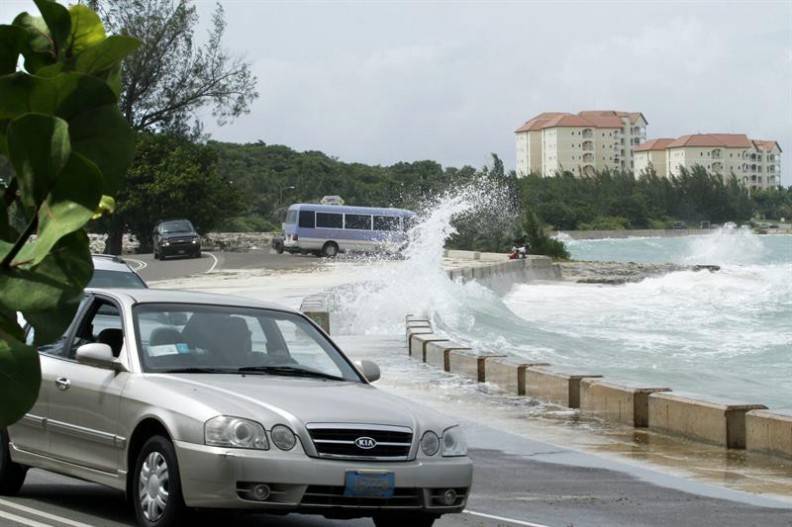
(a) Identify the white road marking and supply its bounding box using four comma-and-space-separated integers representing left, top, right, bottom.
0, 499, 93, 527
205, 251, 219, 273
464, 510, 553, 527
0, 508, 54, 527
124, 257, 147, 271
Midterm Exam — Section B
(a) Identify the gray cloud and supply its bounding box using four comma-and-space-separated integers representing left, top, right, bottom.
2, 0, 790, 184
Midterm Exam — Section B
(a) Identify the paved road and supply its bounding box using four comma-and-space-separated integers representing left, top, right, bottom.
126, 249, 321, 283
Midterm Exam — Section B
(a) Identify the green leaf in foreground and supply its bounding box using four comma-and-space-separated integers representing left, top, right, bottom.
21, 153, 102, 266
7, 114, 70, 210
0, 231, 92, 344
33, 0, 71, 55
0, 332, 41, 427
0, 25, 22, 76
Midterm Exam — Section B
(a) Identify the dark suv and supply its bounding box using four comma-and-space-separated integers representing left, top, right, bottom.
153, 219, 201, 259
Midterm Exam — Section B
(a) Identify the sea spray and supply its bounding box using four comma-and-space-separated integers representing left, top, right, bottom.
332, 181, 515, 336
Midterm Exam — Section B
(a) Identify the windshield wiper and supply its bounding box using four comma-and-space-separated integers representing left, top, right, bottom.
159, 367, 239, 374
237, 365, 345, 381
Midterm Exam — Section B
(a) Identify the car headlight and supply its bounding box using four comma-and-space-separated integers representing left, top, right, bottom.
420, 431, 440, 456
161, 241, 170, 246
191, 239, 198, 244
205, 416, 269, 450
441, 426, 467, 457
270, 424, 297, 451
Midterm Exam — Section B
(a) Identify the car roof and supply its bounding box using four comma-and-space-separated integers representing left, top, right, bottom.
91, 254, 135, 272
89, 288, 292, 312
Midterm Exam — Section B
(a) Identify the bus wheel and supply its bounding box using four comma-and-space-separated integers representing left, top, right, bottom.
321, 242, 339, 258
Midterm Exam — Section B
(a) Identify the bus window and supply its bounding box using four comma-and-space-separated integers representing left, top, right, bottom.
299, 210, 315, 228
374, 216, 400, 231
286, 210, 298, 224
345, 214, 372, 230
317, 213, 343, 228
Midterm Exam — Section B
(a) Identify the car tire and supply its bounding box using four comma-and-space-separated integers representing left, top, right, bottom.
132, 436, 186, 527
321, 242, 339, 258
0, 430, 27, 496
373, 513, 438, 527
194, 250, 201, 259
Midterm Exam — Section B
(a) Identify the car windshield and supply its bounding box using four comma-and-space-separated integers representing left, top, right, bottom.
133, 303, 361, 382
88, 269, 147, 289
160, 220, 194, 234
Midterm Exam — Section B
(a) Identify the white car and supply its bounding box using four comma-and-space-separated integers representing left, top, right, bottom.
2, 289, 473, 527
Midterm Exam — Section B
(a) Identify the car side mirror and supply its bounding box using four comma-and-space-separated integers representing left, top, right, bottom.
76, 343, 126, 372
357, 360, 381, 383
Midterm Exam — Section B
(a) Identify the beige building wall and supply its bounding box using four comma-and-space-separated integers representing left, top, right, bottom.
666, 145, 781, 191
515, 111, 647, 177
634, 150, 667, 176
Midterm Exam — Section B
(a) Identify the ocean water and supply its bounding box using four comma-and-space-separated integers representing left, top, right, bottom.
334, 195, 792, 409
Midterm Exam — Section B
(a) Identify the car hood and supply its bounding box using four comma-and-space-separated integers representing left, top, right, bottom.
142, 373, 447, 431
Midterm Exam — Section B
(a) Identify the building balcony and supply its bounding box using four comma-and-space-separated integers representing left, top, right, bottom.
712, 162, 723, 172
582, 129, 593, 138
582, 141, 594, 151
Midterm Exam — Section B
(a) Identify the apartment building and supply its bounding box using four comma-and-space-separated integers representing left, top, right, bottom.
634, 133, 782, 190
515, 110, 647, 177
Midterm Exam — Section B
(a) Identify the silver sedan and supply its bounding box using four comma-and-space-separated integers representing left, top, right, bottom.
1, 289, 472, 527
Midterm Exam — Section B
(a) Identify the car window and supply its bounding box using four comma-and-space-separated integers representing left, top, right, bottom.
316, 213, 343, 229
88, 269, 147, 289
28, 297, 91, 358
70, 300, 125, 359
298, 210, 315, 228
160, 220, 194, 234
133, 304, 360, 381
345, 214, 372, 230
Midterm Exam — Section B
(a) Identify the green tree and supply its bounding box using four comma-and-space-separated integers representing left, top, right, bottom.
520, 210, 570, 259
93, 0, 258, 254
120, 133, 241, 250
0, 0, 137, 426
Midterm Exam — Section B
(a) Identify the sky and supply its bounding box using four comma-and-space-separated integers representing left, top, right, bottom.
2, 0, 791, 185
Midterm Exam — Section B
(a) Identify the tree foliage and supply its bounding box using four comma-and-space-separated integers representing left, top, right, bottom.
518, 166, 758, 230
89, 0, 258, 254
0, 0, 137, 426
118, 133, 241, 251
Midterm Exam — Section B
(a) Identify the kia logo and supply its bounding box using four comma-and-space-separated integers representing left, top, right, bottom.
354, 437, 377, 450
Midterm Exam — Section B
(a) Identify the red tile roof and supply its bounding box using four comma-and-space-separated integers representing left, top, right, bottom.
579, 110, 648, 126
667, 133, 752, 149
752, 139, 782, 153
635, 138, 675, 152
515, 110, 638, 133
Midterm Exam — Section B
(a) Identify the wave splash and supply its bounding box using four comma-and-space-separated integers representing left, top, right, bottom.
332, 182, 513, 336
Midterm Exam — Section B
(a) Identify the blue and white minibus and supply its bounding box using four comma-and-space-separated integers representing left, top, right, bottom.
282, 204, 416, 257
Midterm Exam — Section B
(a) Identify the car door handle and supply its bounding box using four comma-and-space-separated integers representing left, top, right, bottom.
55, 377, 71, 391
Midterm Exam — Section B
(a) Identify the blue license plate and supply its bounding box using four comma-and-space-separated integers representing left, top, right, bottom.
343, 471, 395, 498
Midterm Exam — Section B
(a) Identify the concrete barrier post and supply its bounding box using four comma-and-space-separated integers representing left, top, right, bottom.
580, 380, 671, 427
447, 351, 506, 383
524, 367, 602, 408
300, 294, 331, 334
424, 341, 472, 371
746, 410, 792, 459
409, 334, 450, 361
648, 392, 767, 448
485, 358, 550, 395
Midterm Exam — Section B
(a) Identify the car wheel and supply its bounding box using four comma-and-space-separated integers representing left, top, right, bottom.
194, 250, 201, 259
321, 242, 339, 258
373, 513, 438, 527
0, 430, 27, 496
132, 436, 186, 527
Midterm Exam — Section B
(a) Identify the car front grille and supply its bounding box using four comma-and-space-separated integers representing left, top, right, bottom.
306, 423, 413, 461
301, 485, 422, 508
